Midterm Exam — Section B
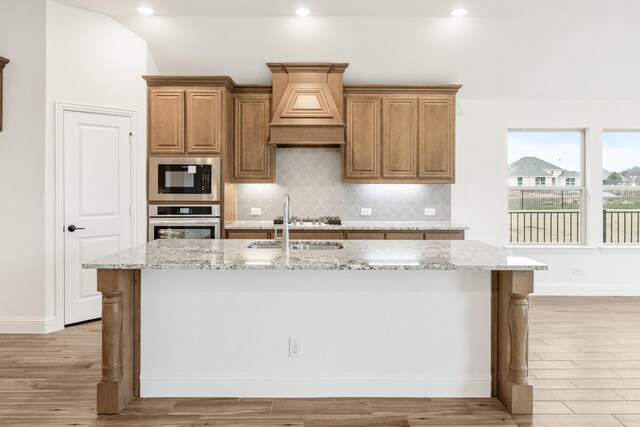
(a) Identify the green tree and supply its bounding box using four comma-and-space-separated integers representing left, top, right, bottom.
607, 172, 623, 185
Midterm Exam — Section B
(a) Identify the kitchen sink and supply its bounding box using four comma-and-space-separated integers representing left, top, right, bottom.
247, 241, 344, 250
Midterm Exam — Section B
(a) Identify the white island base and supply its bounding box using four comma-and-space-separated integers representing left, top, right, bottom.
87, 239, 542, 415
140, 269, 491, 398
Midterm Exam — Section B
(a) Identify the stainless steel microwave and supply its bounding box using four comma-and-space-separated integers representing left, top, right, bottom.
149, 157, 221, 202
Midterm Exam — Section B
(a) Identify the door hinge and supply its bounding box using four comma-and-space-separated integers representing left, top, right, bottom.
129, 132, 133, 144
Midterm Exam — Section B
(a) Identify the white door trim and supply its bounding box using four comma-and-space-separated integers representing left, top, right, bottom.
54, 102, 137, 331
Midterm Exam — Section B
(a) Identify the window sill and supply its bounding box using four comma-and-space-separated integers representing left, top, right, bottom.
505, 245, 597, 254
599, 246, 640, 254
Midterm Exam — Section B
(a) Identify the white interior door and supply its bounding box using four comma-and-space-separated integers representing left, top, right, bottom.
64, 110, 132, 325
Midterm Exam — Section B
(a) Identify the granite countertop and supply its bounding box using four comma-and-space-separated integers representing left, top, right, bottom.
84, 239, 546, 271
225, 221, 468, 231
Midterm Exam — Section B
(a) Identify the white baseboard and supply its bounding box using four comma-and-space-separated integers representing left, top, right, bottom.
534, 283, 640, 296
0, 316, 58, 333
140, 377, 490, 398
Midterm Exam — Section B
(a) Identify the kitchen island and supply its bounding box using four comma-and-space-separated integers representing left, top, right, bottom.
84, 239, 546, 416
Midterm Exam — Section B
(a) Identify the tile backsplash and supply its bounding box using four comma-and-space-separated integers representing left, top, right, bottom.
236, 148, 451, 221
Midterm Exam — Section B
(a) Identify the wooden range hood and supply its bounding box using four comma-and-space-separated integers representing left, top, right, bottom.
268, 62, 348, 146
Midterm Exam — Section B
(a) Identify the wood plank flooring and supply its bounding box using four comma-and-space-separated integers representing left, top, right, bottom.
1, 296, 639, 426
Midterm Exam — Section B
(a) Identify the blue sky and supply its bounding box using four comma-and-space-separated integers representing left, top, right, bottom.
602, 132, 640, 172
508, 130, 640, 173
508, 131, 582, 171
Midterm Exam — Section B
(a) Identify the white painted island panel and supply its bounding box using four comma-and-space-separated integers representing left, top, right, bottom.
140, 269, 490, 397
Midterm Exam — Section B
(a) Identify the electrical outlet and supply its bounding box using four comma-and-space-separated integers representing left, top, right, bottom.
360, 208, 372, 216
289, 337, 303, 358
424, 208, 436, 216
573, 268, 584, 275
250, 207, 262, 216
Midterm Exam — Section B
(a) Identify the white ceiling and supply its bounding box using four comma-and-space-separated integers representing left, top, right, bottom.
50, 0, 640, 99
52, 0, 639, 18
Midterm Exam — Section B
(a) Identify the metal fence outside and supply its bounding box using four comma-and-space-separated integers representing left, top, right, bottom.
603, 210, 640, 244
508, 189, 582, 243
509, 189, 640, 244
509, 210, 581, 243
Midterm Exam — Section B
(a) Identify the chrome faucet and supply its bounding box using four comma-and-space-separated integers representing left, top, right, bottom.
283, 194, 291, 256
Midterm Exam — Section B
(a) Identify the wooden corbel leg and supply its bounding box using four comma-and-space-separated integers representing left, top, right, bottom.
493, 270, 534, 414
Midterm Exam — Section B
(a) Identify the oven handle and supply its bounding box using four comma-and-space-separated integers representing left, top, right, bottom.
149, 218, 221, 226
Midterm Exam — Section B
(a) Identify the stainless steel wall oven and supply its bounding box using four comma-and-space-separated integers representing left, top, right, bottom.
148, 205, 221, 241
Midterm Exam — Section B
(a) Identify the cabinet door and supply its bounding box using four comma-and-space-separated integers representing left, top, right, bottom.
346, 232, 385, 240
424, 230, 464, 240
344, 96, 381, 179
149, 89, 185, 154
226, 230, 271, 239
418, 96, 455, 182
289, 231, 344, 240
233, 94, 274, 182
382, 97, 418, 179
186, 89, 222, 154
385, 232, 424, 240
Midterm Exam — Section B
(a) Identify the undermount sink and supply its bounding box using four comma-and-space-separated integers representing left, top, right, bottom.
247, 241, 344, 250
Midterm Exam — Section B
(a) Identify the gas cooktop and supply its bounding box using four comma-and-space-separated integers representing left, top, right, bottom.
273, 216, 342, 226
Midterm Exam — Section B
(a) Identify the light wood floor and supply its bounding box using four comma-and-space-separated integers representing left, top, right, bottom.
1, 296, 639, 426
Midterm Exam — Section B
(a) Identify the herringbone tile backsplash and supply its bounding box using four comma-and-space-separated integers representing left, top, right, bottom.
236, 148, 451, 221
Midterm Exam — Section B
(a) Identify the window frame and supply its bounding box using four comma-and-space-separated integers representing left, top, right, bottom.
602, 129, 640, 246
507, 129, 586, 246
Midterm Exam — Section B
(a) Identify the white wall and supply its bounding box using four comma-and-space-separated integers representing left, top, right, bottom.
0, 0, 153, 333
116, 11, 640, 100
0, 0, 48, 332
44, 0, 152, 329
453, 100, 640, 295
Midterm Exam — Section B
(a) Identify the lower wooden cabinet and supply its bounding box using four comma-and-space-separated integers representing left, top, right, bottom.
225, 229, 464, 240
346, 232, 385, 240
386, 232, 424, 240
289, 231, 344, 240
423, 231, 464, 240
226, 230, 272, 239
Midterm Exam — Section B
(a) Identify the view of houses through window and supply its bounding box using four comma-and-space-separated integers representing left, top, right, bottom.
508, 130, 583, 243
603, 131, 640, 244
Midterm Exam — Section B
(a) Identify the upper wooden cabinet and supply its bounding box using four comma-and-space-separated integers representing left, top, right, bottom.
233, 93, 274, 183
149, 88, 185, 154
343, 96, 381, 180
343, 86, 459, 184
185, 89, 223, 154
145, 77, 235, 156
382, 96, 418, 179
418, 96, 455, 181
148, 88, 223, 155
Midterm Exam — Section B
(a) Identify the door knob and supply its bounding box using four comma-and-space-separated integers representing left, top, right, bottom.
67, 225, 85, 232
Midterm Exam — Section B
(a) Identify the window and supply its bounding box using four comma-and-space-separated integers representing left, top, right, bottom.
508, 130, 584, 244
603, 131, 640, 244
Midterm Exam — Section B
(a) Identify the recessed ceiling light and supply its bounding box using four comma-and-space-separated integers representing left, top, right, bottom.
137, 6, 155, 16
294, 7, 311, 17
450, 8, 468, 17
